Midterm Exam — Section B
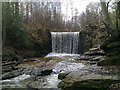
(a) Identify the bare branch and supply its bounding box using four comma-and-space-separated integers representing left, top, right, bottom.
107, 0, 111, 9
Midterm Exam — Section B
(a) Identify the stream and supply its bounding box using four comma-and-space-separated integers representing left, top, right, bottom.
1, 54, 85, 89
1, 53, 120, 89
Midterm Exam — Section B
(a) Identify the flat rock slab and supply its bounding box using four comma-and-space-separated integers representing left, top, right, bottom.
66, 72, 118, 81
2, 69, 24, 80
59, 65, 120, 88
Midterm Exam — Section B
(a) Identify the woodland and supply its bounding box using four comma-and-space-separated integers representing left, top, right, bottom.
1, 0, 120, 90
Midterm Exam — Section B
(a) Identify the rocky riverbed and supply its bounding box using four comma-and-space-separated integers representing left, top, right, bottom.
1, 48, 120, 90
1, 56, 85, 89
57, 48, 120, 90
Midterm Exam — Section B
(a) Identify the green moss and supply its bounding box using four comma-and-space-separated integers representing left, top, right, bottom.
73, 79, 120, 90
2, 47, 16, 61
107, 42, 120, 48
98, 54, 120, 66
100, 40, 120, 66
58, 73, 69, 80
58, 79, 120, 90
58, 81, 72, 90
102, 40, 120, 54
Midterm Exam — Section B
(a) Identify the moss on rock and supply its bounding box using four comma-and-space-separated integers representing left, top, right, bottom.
58, 79, 120, 90
58, 73, 69, 80
97, 54, 120, 66
99, 40, 120, 66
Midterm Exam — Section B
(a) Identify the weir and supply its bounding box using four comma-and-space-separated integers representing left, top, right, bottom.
51, 32, 83, 54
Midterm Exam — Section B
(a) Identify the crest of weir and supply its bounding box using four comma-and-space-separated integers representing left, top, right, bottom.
51, 32, 80, 54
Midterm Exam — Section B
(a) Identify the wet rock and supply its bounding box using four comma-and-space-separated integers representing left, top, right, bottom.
97, 60, 106, 66
62, 65, 119, 83
2, 65, 14, 73
41, 69, 52, 76
89, 56, 104, 65
21, 67, 42, 76
85, 47, 105, 56
2, 69, 24, 80
68, 72, 118, 81
2, 62, 16, 66
89, 61, 97, 65
79, 55, 90, 60
90, 56, 103, 61
85, 50, 104, 56
26, 85, 39, 90
30, 67, 42, 76
58, 79, 120, 90
58, 65, 120, 90
23, 59, 37, 62
109, 83, 120, 90
2, 61, 19, 74
89, 47, 100, 51
58, 73, 69, 80
88, 66, 120, 75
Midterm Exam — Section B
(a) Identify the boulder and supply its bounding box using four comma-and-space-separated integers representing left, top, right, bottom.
58, 79, 120, 90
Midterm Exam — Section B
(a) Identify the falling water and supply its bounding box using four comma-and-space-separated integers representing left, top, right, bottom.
51, 32, 80, 54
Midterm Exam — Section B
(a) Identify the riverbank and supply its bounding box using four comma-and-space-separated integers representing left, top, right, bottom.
57, 47, 120, 90
1, 44, 120, 90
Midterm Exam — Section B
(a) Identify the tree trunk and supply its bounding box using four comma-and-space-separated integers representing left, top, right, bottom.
100, 0, 113, 35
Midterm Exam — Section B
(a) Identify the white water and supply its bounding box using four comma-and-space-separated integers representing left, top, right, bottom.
1, 74, 30, 87
51, 32, 79, 54
46, 52, 80, 58
53, 61, 85, 73
1, 74, 30, 83
43, 74, 61, 88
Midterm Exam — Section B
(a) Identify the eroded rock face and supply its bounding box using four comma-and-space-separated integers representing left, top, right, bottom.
85, 47, 105, 56
76, 47, 105, 65
2, 69, 24, 80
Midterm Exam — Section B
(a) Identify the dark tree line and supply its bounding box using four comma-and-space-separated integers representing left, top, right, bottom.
2, 1, 120, 51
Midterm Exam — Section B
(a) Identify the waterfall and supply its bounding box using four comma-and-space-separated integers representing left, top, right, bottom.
51, 32, 80, 54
